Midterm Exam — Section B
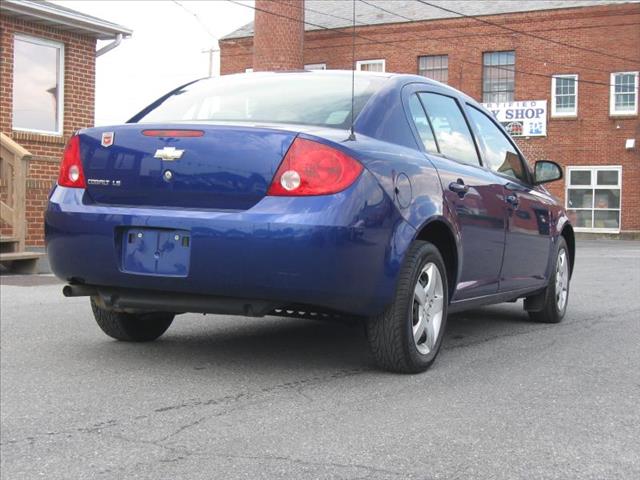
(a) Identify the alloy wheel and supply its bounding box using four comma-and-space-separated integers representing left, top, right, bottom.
556, 249, 569, 312
412, 263, 444, 355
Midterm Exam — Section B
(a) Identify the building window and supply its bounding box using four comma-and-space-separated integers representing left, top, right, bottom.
567, 167, 621, 232
610, 71, 638, 115
482, 51, 515, 103
305, 63, 326, 71
551, 74, 578, 117
12, 34, 64, 135
356, 59, 385, 72
418, 55, 448, 84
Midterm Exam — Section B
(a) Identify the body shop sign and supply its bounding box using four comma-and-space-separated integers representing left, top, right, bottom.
482, 100, 547, 137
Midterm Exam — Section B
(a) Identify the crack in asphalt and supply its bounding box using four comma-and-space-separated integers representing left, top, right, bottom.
0, 367, 370, 448
2, 306, 638, 458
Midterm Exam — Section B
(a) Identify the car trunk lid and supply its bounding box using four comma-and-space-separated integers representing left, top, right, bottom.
78, 124, 297, 210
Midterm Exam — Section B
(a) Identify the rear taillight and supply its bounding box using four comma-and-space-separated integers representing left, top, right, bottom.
58, 135, 86, 188
267, 138, 363, 196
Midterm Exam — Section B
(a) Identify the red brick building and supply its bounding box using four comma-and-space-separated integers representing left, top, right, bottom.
220, 0, 640, 236
1, 0, 131, 248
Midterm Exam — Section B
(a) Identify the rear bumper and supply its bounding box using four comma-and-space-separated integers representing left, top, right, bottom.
45, 173, 415, 316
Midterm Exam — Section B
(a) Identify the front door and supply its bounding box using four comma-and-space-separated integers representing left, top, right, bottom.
500, 182, 554, 291
465, 105, 552, 292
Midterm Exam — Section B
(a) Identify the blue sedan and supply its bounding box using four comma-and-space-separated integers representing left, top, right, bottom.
46, 71, 574, 373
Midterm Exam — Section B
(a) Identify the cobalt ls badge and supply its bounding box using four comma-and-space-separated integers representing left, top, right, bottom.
101, 132, 114, 147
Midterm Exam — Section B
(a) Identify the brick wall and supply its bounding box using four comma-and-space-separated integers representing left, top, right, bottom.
1, 14, 96, 246
253, 0, 304, 71
221, 3, 640, 232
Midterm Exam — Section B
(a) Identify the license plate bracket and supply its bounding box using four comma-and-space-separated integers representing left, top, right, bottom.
121, 228, 190, 276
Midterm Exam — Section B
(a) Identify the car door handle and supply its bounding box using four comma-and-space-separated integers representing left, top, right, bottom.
448, 180, 469, 196
506, 194, 519, 209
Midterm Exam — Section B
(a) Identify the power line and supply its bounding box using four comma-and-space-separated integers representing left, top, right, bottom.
416, 0, 639, 64
223, 0, 631, 88
360, 0, 633, 74
171, 0, 218, 40
359, 0, 414, 22
265, 0, 370, 27
222, 20, 640, 58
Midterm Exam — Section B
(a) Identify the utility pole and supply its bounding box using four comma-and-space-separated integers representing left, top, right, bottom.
201, 45, 220, 77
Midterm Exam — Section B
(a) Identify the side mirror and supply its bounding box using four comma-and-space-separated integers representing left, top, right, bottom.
533, 160, 563, 185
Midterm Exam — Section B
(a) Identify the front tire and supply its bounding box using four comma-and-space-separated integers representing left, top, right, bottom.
527, 237, 571, 324
91, 298, 174, 341
366, 241, 449, 373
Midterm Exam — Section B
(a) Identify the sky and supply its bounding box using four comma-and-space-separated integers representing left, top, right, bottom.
54, 0, 254, 126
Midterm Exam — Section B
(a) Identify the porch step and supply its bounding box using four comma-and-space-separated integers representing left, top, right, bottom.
0, 237, 20, 254
0, 251, 46, 274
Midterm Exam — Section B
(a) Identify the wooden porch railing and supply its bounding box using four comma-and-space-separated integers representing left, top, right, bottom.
0, 132, 32, 252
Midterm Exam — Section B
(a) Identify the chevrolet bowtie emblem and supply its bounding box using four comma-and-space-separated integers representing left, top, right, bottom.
154, 147, 184, 161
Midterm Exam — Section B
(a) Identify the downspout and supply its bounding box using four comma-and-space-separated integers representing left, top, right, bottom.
96, 33, 123, 57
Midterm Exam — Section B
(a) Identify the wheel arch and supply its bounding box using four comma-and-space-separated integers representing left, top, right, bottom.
414, 218, 459, 297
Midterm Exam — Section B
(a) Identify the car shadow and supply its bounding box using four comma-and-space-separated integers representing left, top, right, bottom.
77, 302, 539, 375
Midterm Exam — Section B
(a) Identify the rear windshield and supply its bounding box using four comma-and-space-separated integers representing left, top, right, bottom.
132, 73, 387, 129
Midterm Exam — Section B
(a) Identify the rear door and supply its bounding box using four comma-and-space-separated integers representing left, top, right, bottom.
408, 90, 507, 300
465, 105, 553, 292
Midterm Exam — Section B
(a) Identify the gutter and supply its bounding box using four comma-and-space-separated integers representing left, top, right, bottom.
96, 33, 123, 57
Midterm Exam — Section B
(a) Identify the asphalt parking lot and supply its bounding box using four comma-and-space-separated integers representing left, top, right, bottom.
1, 240, 639, 479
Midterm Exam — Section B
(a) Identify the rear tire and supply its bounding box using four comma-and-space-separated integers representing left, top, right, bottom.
526, 237, 570, 324
90, 298, 174, 341
366, 241, 449, 373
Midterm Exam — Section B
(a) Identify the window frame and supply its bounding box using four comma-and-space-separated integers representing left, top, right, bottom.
416, 91, 482, 167
407, 93, 440, 154
551, 74, 578, 118
610, 71, 639, 116
417, 54, 448, 84
466, 103, 533, 185
566, 166, 622, 233
356, 59, 385, 72
482, 50, 515, 104
304, 63, 327, 71
12, 33, 65, 136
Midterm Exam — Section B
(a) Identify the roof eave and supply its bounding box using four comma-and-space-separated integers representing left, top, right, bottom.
0, 0, 132, 40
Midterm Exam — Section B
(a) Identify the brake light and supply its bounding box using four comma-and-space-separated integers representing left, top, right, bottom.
142, 129, 204, 137
58, 135, 86, 188
267, 138, 363, 196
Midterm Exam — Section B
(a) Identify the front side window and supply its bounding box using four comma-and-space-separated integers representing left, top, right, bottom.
483, 51, 515, 103
610, 72, 638, 115
418, 55, 448, 84
12, 35, 64, 134
567, 167, 621, 232
418, 93, 479, 166
356, 59, 385, 72
467, 106, 527, 183
552, 74, 578, 117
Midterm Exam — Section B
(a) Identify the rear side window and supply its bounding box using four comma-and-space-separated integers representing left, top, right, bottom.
467, 106, 528, 183
408, 94, 438, 153
132, 73, 386, 129
418, 93, 479, 166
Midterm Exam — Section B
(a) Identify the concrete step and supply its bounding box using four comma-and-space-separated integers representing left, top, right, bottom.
0, 237, 20, 254
0, 251, 46, 274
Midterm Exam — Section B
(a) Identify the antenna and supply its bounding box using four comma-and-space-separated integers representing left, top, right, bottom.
348, 0, 356, 141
